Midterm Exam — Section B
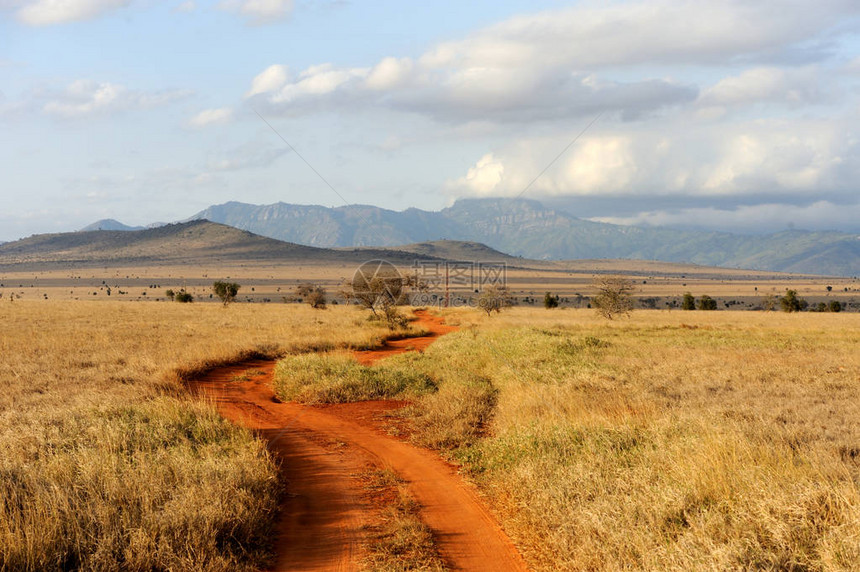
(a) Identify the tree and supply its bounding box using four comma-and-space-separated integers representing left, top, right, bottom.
697, 294, 717, 311
829, 300, 842, 313
543, 292, 560, 309
761, 293, 777, 312
212, 281, 240, 306
592, 276, 634, 320
780, 289, 807, 313
165, 289, 176, 301
295, 283, 327, 309
681, 292, 696, 311
477, 285, 512, 316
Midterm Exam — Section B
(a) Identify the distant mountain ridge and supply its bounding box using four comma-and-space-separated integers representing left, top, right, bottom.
0, 220, 454, 269
186, 199, 860, 276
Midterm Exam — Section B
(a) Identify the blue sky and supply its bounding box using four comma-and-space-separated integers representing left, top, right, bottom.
1, 0, 860, 241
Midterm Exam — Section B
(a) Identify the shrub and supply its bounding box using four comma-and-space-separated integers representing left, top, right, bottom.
477, 285, 513, 317
296, 283, 327, 309
174, 290, 193, 303
212, 281, 240, 306
697, 294, 717, 311
681, 292, 696, 311
592, 276, 634, 320
830, 300, 842, 313
543, 292, 560, 309
780, 289, 807, 313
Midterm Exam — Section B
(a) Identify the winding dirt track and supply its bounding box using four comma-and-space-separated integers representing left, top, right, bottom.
190, 310, 527, 571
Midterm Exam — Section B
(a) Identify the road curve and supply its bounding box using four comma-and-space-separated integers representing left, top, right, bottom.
190, 311, 527, 571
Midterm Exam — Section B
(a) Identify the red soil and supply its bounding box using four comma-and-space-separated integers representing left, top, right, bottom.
189, 310, 527, 572
352, 308, 459, 365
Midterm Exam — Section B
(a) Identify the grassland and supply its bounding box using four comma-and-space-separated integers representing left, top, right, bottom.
279, 307, 860, 570
0, 300, 397, 570
3, 295, 859, 570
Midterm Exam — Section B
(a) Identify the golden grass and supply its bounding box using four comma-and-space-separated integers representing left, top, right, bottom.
403, 308, 860, 570
359, 469, 447, 572
0, 300, 393, 570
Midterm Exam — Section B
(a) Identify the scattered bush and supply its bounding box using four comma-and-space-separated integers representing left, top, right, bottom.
296, 283, 327, 309
174, 290, 193, 303
477, 285, 513, 317
780, 289, 807, 313
830, 300, 842, 313
681, 292, 696, 311
212, 281, 240, 306
592, 276, 634, 320
543, 292, 560, 309
697, 294, 717, 311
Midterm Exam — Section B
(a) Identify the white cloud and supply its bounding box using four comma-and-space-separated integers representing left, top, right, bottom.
365, 57, 414, 91
246, 64, 288, 97
420, 1, 852, 70
451, 153, 505, 195
446, 118, 858, 200
218, 0, 292, 24
698, 66, 825, 112
42, 80, 190, 118
188, 107, 233, 127
15, 0, 128, 26
591, 201, 860, 234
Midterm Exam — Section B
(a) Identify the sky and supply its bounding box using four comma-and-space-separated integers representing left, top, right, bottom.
1, 0, 860, 241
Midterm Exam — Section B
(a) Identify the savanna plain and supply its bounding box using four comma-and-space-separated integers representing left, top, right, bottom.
1, 298, 859, 571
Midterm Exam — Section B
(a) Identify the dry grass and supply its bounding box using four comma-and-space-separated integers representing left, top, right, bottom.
273, 352, 436, 404
405, 308, 860, 571
359, 469, 447, 572
0, 300, 392, 570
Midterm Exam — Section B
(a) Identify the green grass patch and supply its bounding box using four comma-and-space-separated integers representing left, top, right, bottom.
273, 352, 437, 404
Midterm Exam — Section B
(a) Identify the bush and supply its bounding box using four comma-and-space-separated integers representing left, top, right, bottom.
780, 289, 807, 313
477, 285, 512, 317
697, 294, 717, 311
295, 283, 327, 309
212, 281, 240, 306
592, 276, 634, 320
681, 292, 696, 311
174, 290, 193, 303
543, 292, 560, 309
830, 300, 842, 313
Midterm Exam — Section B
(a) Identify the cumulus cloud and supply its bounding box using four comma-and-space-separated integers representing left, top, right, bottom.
13, 0, 128, 25
218, 0, 292, 24
41, 80, 190, 118
246, 64, 288, 97
248, 61, 696, 122
447, 118, 859, 201
451, 153, 505, 195
187, 107, 233, 127
697, 66, 826, 116
245, 1, 858, 123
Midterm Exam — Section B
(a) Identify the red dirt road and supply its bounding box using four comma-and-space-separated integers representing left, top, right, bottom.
352, 308, 459, 365
190, 311, 528, 571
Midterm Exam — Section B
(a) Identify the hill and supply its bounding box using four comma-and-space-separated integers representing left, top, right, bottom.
79, 219, 145, 232
0, 220, 452, 270
187, 199, 860, 277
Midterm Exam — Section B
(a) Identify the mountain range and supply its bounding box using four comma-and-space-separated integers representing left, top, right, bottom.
185, 198, 860, 277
